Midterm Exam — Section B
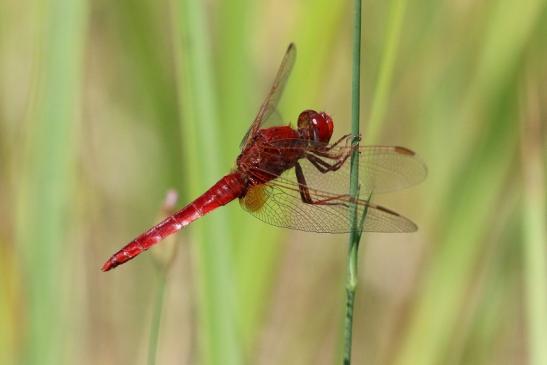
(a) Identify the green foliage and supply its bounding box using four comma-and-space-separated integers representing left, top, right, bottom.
0, 0, 545, 364
14, 0, 88, 364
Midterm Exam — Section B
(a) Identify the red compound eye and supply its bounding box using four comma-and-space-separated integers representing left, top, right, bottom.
297, 110, 334, 144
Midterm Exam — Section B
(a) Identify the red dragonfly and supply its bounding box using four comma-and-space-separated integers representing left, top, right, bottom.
102, 44, 426, 271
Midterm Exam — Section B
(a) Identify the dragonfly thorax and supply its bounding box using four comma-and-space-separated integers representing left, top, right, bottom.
236, 125, 304, 186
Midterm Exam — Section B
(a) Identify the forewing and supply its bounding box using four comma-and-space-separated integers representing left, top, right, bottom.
240, 44, 297, 149
254, 142, 427, 196
240, 181, 417, 233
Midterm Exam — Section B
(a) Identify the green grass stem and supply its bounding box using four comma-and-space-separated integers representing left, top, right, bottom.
343, 0, 363, 363
214, 0, 278, 351
520, 80, 547, 365
112, 0, 182, 189
15, 0, 87, 364
147, 271, 168, 365
170, 1, 242, 364
366, 0, 408, 143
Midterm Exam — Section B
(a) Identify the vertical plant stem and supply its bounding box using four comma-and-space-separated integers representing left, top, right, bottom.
147, 271, 167, 365
343, 0, 363, 363
366, 0, 407, 143
147, 191, 179, 365
520, 79, 547, 365
16, 0, 87, 364
170, 0, 241, 364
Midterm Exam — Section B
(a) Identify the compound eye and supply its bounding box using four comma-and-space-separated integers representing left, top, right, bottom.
314, 112, 334, 144
297, 110, 316, 128
297, 110, 333, 144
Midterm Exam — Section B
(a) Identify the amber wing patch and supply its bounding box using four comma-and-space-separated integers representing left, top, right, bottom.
240, 185, 268, 212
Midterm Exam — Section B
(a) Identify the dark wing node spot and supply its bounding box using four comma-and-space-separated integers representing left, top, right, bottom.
394, 146, 415, 156
376, 205, 400, 216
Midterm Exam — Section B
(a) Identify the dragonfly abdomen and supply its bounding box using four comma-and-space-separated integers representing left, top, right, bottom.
101, 173, 246, 271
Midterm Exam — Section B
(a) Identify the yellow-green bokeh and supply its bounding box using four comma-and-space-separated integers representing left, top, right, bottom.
0, 0, 545, 364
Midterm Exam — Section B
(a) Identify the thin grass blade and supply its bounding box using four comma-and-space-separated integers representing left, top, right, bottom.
15, 0, 87, 364
170, 0, 242, 364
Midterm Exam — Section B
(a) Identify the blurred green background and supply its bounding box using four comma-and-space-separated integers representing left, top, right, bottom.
1, 0, 545, 364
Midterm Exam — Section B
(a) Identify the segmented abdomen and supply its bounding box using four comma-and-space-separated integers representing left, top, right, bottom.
102, 173, 245, 271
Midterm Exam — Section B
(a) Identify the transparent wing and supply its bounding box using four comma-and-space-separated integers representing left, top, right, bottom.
254, 140, 427, 196
240, 44, 297, 149
240, 181, 417, 233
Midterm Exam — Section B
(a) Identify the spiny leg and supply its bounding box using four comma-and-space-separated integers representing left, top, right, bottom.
313, 134, 357, 159
324, 134, 352, 151
310, 136, 354, 160
306, 151, 351, 173
295, 162, 349, 207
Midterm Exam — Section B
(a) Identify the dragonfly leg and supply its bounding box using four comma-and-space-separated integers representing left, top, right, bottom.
325, 134, 353, 150
295, 162, 350, 207
306, 151, 351, 173
312, 138, 355, 161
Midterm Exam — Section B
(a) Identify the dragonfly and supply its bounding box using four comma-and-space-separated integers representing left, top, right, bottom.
102, 43, 426, 271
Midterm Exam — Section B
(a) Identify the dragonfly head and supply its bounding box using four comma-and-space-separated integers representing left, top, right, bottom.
297, 110, 334, 145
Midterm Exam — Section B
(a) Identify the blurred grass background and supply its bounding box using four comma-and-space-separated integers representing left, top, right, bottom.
1, 0, 546, 364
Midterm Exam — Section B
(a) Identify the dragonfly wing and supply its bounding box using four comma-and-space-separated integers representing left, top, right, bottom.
240, 44, 297, 149
256, 142, 427, 196
239, 179, 417, 233
357, 146, 427, 193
